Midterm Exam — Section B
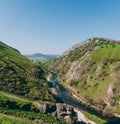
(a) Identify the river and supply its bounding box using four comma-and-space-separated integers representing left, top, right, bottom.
48, 74, 120, 123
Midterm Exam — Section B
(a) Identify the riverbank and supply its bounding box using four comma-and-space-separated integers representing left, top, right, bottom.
47, 73, 108, 124
56, 77, 120, 120
47, 73, 120, 124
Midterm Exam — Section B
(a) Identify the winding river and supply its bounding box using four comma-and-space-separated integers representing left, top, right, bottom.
49, 74, 83, 107
48, 74, 120, 123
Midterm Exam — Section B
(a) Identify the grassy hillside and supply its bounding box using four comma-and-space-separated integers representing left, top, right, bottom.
46, 38, 120, 116
1, 41, 104, 124
0, 113, 34, 124
0, 91, 64, 124
0, 41, 55, 101
0, 41, 66, 123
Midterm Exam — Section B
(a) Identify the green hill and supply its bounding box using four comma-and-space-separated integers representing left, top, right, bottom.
0, 41, 65, 124
46, 38, 120, 116
25, 53, 58, 63
0, 41, 55, 101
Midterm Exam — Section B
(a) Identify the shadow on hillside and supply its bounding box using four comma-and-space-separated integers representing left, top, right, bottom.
105, 119, 120, 124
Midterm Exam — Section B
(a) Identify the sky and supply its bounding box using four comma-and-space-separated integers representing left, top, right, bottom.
0, 0, 120, 54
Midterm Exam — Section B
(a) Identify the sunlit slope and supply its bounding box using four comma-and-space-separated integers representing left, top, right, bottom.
0, 91, 64, 124
46, 38, 120, 115
0, 41, 54, 101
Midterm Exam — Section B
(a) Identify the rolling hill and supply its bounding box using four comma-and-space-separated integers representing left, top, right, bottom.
0, 41, 56, 101
25, 53, 58, 63
0, 41, 65, 123
1, 39, 120, 124
46, 37, 120, 117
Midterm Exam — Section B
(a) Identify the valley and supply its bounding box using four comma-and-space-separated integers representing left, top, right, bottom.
47, 73, 120, 124
0, 38, 120, 124
1, 0, 120, 123
47, 73, 106, 123
46, 38, 120, 123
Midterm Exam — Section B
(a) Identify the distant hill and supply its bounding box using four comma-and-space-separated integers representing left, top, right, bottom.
46, 37, 120, 116
25, 53, 58, 63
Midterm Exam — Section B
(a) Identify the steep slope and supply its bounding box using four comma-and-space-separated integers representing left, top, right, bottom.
0, 41, 54, 101
1, 41, 108, 124
0, 41, 66, 124
46, 38, 120, 116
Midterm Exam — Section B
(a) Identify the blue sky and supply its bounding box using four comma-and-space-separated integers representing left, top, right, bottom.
0, 0, 120, 54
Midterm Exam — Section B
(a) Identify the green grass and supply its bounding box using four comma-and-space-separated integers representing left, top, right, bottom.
0, 42, 64, 123
0, 91, 65, 124
81, 110, 106, 124
0, 90, 33, 111
78, 43, 120, 99
90, 43, 120, 63
0, 90, 105, 124
0, 107, 65, 124
0, 41, 55, 101
0, 113, 34, 124
0, 91, 33, 103
46, 38, 120, 115
25, 54, 57, 63
70, 43, 120, 101
27, 56, 50, 63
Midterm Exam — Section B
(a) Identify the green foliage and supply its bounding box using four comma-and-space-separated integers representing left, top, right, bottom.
0, 108, 64, 124
0, 41, 63, 123
0, 41, 55, 101
46, 38, 120, 114
81, 110, 106, 124
68, 38, 120, 62
0, 91, 65, 124
0, 113, 34, 124
0, 91, 33, 111
25, 53, 58, 63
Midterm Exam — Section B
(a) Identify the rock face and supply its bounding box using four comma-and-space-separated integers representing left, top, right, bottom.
56, 104, 78, 124
34, 102, 96, 124
74, 109, 96, 124
46, 38, 120, 116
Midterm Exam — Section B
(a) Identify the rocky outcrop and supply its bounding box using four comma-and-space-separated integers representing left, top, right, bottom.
56, 104, 78, 124
34, 101, 96, 124
74, 109, 96, 124
46, 38, 120, 116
